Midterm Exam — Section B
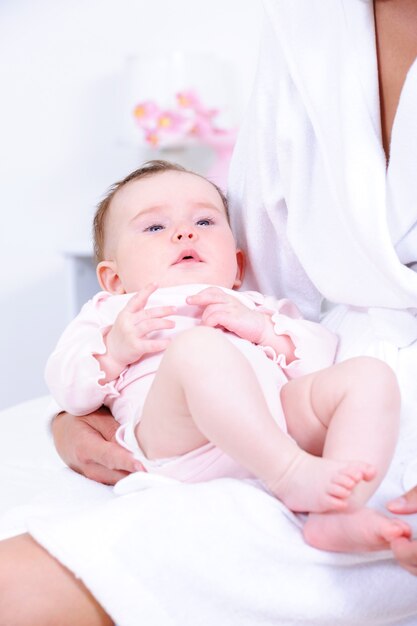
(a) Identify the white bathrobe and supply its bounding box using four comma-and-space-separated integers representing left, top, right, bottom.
228, 0, 417, 479
21, 2, 417, 625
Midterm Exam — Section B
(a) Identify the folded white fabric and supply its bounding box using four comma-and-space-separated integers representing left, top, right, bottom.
21, 398, 417, 626
27, 476, 417, 626
1, 393, 417, 625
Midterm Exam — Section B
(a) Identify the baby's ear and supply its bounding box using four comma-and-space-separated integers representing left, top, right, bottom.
96, 261, 125, 294
233, 249, 245, 289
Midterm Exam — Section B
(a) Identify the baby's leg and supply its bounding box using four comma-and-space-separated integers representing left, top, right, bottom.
282, 357, 400, 504
281, 356, 410, 551
137, 326, 343, 501
137, 326, 294, 465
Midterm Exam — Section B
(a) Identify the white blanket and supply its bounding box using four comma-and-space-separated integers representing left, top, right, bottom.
1, 396, 417, 625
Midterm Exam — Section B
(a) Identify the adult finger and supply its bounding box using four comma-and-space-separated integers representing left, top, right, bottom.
91, 439, 143, 474
387, 485, 417, 514
391, 537, 417, 576
80, 462, 131, 486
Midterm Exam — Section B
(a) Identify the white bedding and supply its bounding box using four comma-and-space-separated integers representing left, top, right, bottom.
0, 397, 62, 521
1, 395, 417, 625
0, 396, 111, 537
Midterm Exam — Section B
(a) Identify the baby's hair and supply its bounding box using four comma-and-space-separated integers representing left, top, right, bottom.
93, 159, 229, 262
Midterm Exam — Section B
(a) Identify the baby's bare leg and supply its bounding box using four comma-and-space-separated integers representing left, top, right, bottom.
138, 326, 298, 467
281, 357, 399, 505
0, 534, 113, 626
281, 356, 410, 551
138, 326, 346, 505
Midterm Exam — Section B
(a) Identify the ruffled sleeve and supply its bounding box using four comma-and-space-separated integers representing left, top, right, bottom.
244, 291, 339, 379
45, 292, 132, 416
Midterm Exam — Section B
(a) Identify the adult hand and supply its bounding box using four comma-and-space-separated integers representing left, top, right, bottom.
387, 485, 417, 576
51, 407, 144, 485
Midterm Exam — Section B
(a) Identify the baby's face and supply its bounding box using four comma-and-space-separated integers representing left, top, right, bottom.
97, 170, 243, 294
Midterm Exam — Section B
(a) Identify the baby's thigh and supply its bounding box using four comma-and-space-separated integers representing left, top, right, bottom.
136, 346, 208, 459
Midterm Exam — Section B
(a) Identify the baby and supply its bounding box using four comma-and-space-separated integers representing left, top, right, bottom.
46, 160, 411, 552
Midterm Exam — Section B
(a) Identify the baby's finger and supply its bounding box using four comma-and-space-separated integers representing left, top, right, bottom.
125, 283, 158, 313
186, 287, 228, 306
134, 305, 177, 323
200, 303, 230, 323
201, 310, 231, 329
136, 317, 176, 337
140, 338, 171, 355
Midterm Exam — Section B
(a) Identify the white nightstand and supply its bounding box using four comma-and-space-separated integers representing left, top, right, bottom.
64, 246, 98, 319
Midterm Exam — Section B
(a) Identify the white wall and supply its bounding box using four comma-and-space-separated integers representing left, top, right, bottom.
0, 0, 262, 409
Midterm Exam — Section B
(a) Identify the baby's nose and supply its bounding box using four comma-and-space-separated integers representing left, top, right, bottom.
175, 229, 196, 241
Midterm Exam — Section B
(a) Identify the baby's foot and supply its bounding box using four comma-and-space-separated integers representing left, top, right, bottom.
268, 454, 376, 513
303, 508, 412, 553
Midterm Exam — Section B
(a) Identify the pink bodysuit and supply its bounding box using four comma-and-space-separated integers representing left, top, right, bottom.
46, 284, 338, 483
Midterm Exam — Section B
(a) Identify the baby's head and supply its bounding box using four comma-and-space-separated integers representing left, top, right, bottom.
93, 160, 244, 294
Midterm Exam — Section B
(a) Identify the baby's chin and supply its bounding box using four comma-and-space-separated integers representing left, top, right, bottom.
161, 277, 237, 290
130, 277, 237, 291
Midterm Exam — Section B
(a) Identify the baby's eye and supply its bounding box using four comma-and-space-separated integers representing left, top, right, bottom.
144, 224, 165, 232
196, 218, 214, 227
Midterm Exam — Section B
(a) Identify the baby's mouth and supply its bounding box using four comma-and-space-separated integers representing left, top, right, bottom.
173, 250, 202, 264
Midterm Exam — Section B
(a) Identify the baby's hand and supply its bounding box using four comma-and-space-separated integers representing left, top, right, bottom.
186, 287, 267, 343
99, 284, 176, 381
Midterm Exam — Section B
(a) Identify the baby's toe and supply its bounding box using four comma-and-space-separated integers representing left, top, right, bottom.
328, 483, 352, 499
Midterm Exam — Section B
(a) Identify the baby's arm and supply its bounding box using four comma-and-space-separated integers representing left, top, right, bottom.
45, 284, 175, 415
45, 296, 118, 416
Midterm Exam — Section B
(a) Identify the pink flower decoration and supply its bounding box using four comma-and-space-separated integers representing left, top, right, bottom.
156, 110, 185, 134
176, 90, 202, 110
144, 129, 161, 147
133, 90, 236, 148
133, 101, 160, 127
189, 116, 216, 140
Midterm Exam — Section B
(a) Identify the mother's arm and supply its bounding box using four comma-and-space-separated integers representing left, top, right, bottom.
51, 407, 143, 485
387, 486, 417, 576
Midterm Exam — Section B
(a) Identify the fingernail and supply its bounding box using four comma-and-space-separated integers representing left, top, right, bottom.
389, 497, 407, 508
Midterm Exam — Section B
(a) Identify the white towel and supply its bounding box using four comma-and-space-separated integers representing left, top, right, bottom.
26, 472, 417, 626
1, 398, 417, 624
